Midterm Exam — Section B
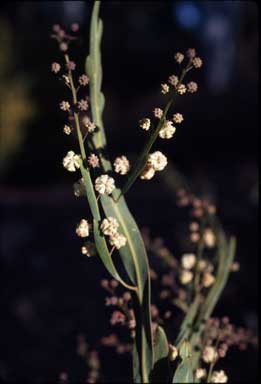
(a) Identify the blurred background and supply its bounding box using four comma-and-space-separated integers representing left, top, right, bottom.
0, 1, 258, 382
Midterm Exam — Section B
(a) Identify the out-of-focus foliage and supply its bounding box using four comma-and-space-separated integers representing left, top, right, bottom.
0, 18, 35, 175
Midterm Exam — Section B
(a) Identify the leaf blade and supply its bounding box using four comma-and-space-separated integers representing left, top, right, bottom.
173, 358, 194, 383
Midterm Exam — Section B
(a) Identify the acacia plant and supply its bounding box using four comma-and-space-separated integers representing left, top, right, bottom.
50, 2, 253, 383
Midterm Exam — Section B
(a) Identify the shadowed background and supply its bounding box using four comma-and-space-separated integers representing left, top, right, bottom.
0, 1, 258, 383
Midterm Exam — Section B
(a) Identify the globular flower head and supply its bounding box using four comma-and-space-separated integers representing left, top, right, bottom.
100, 217, 119, 236
52, 24, 61, 33
76, 219, 90, 238
173, 113, 184, 124
203, 228, 216, 248
139, 118, 151, 131
113, 156, 130, 175
147, 151, 167, 171
189, 221, 199, 232
66, 61, 76, 71
181, 253, 196, 269
202, 272, 215, 288
63, 124, 72, 135
177, 84, 186, 95
161, 83, 169, 94
179, 270, 193, 285
159, 120, 176, 139
58, 29, 65, 38
168, 75, 179, 87
59, 42, 68, 52
192, 57, 203, 68
174, 52, 184, 64
109, 232, 127, 249
230, 261, 240, 272
195, 368, 207, 380
186, 48, 196, 59
81, 242, 96, 257
140, 165, 155, 180
51, 62, 61, 73
71, 23, 79, 32
73, 178, 85, 197
78, 99, 89, 111
95, 174, 115, 195
153, 108, 163, 119
60, 100, 70, 111
187, 81, 198, 93
82, 116, 96, 132
63, 150, 81, 172
79, 74, 89, 86
198, 259, 208, 272
202, 346, 218, 364
210, 370, 228, 383
88, 154, 100, 168
110, 310, 126, 325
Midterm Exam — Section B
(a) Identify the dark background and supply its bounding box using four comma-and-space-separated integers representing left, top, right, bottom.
0, 1, 258, 383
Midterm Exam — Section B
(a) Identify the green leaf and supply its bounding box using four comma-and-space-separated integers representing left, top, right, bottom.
175, 295, 201, 348
173, 358, 193, 383
80, 166, 136, 291
101, 191, 153, 383
80, 164, 100, 220
150, 326, 170, 383
85, 1, 106, 152
85, 2, 154, 382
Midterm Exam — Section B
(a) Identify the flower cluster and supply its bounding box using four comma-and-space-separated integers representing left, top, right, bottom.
81, 242, 96, 257
100, 279, 135, 336
137, 49, 202, 186
50, 23, 79, 52
140, 151, 167, 180
100, 217, 126, 249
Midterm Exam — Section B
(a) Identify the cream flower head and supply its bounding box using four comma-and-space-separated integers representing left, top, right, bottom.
95, 175, 115, 195
210, 370, 228, 383
140, 165, 155, 180
109, 232, 127, 249
159, 120, 176, 139
63, 151, 81, 172
81, 242, 96, 257
76, 219, 90, 238
203, 229, 216, 248
181, 253, 196, 270
202, 272, 215, 288
139, 118, 151, 131
179, 270, 193, 285
113, 156, 130, 175
161, 83, 169, 94
202, 346, 218, 364
173, 113, 184, 124
195, 368, 207, 380
100, 217, 119, 236
147, 151, 167, 171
